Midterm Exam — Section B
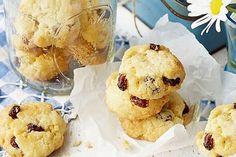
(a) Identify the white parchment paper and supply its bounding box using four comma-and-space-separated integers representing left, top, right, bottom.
52, 15, 236, 157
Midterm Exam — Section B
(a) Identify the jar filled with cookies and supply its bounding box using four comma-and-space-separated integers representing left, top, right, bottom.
4, 0, 117, 94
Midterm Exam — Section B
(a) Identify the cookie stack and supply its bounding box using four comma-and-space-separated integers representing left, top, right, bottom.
106, 44, 190, 142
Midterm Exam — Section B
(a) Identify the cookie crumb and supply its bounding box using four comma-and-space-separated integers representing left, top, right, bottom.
85, 142, 93, 149
73, 140, 82, 147
122, 140, 131, 150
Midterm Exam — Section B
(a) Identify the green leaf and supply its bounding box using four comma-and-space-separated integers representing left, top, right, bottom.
226, 4, 236, 13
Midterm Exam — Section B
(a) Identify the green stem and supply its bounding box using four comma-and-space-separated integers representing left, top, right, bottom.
226, 4, 236, 13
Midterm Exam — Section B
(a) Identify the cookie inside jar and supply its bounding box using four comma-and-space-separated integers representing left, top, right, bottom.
62, 5, 114, 65
6, 0, 116, 94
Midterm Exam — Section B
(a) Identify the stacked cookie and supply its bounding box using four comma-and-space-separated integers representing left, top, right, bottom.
196, 103, 236, 157
106, 44, 190, 142
12, 0, 112, 81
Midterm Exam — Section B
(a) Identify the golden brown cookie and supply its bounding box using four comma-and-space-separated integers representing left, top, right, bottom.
120, 108, 183, 142
17, 48, 69, 81
119, 44, 185, 100
66, 35, 108, 65
106, 72, 169, 120
0, 102, 66, 157
196, 104, 236, 157
164, 92, 185, 118
16, 0, 84, 48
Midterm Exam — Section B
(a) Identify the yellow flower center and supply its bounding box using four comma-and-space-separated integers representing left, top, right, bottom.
210, 0, 223, 15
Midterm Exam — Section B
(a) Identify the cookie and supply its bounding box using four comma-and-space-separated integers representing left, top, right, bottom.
120, 108, 183, 142
12, 35, 39, 52
164, 92, 193, 125
196, 104, 236, 157
119, 44, 185, 99
14, 15, 38, 41
106, 72, 169, 120
0, 102, 66, 157
65, 5, 112, 65
164, 92, 186, 118
183, 104, 194, 126
66, 35, 108, 65
80, 7, 112, 49
17, 48, 69, 81
16, 0, 83, 48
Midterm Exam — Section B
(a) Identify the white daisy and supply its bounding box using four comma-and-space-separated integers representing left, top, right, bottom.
187, 0, 232, 35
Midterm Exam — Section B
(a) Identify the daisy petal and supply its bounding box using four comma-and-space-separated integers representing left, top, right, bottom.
215, 19, 221, 32
206, 18, 216, 33
191, 15, 211, 29
189, 11, 209, 17
218, 14, 227, 21
187, 0, 210, 5
223, 0, 232, 5
201, 18, 216, 35
188, 7, 210, 16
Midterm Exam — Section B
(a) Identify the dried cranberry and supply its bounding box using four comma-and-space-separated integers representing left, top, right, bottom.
182, 102, 190, 115
216, 155, 223, 157
162, 76, 180, 86
150, 43, 160, 51
130, 96, 149, 108
27, 123, 45, 132
117, 74, 128, 91
234, 103, 236, 109
203, 133, 214, 150
9, 105, 21, 119
10, 137, 19, 149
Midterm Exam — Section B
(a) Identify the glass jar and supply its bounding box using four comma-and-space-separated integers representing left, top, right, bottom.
3, 0, 117, 94
225, 13, 236, 73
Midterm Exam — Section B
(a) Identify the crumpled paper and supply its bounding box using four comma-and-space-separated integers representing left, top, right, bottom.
53, 15, 236, 157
